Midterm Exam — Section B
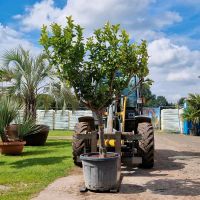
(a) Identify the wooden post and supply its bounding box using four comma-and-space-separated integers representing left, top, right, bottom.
68, 111, 71, 130
115, 131, 121, 154
91, 131, 97, 153
52, 110, 55, 130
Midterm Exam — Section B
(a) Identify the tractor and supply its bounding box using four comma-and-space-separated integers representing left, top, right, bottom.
72, 76, 154, 168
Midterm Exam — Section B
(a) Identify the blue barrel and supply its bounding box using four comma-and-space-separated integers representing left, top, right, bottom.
183, 101, 190, 135
183, 120, 191, 135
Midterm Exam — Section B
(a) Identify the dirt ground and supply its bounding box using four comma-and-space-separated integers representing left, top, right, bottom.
32, 133, 200, 200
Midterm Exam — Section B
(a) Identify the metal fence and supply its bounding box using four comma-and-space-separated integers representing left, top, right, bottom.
36, 110, 92, 130
17, 108, 184, 132
161, 109, 183, 133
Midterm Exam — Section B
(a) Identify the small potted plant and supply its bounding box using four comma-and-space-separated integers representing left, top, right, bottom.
0, 97, 43, 155
0, 97, 24, 155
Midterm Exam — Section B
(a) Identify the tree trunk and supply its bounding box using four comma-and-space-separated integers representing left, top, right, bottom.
96, 113, 107, 157
191, 121, 197, 136
24, 92, 37, 121
0, 129, 9, 142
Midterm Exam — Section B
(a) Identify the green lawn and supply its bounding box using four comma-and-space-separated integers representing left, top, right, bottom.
49, 130, 74, 136
0, 139, 74, 200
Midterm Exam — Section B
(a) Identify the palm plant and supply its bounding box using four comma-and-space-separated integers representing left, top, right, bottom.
0, 97, 19, 142
48, 81, 79, 111
0, 96, 45, 142
1, 46, 51, 120
182, 93, 200, 135
0, 69, 13, 81
1, 46, 78, 116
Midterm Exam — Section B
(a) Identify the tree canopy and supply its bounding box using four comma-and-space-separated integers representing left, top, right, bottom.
40, 16, 151, 155
178, 97, 185, 106
40, 16, 149, 115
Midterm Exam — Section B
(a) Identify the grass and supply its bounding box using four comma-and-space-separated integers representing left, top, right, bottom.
0, 139, 74, 200
49, 130, 73, 136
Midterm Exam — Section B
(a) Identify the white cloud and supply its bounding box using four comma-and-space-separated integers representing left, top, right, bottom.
18, 0, 62, 31
12, 14, 23, 20
15, 0, 181, 41
170, 35, 200, 50
149, 38, 188, 66
0, 24, 41, 58
16, 0, 154, 31
153, 11, 182, 28
167, 71, 191, 81
148, 38, 200, 69
148, 38, 200, 102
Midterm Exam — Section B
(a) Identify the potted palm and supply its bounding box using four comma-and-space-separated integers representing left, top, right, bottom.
0, 97, 44, 155
0, 97, 23, 155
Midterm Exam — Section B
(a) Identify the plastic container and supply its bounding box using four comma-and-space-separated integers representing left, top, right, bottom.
80, 152, 121, 191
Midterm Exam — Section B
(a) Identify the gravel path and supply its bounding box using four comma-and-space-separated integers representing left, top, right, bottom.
32, 133, 200, 200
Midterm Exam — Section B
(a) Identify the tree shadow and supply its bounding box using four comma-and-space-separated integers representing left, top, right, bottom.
120, 149, 200, 195
22, 150, 51, 156
120, 183, 146, 194
20, 141, 71, 155
122, 149, 200, 178
154, 149, 200, 171
145, 179, 200, 196
45, 141, 71, 147
0, 161, 5, 165
121, 167, 169, 177
11, 156, 69, 168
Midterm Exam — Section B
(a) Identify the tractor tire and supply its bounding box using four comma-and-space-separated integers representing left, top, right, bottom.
138, 122, 154, 169
72, 122, 89, 167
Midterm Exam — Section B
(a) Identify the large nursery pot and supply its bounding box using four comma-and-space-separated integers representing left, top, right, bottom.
23, 125, 49, 146
80, 152, 121, 191
0, 141, 26, 155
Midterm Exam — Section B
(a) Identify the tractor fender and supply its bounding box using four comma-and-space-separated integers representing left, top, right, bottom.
135, 115, 151, 124
78, 116, 95, 131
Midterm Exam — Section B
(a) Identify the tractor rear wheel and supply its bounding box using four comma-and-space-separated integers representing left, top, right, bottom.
138, 122, 154, 168
72, 122, 89, 167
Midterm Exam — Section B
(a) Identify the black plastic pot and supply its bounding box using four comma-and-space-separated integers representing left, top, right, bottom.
80, 152, 121, 191
23, 125, 49, 146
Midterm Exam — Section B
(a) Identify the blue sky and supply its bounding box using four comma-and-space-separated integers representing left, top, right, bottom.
0, 0, 200, 102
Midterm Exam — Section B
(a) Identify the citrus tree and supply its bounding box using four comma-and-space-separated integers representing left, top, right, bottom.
40, 16, 149, 155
